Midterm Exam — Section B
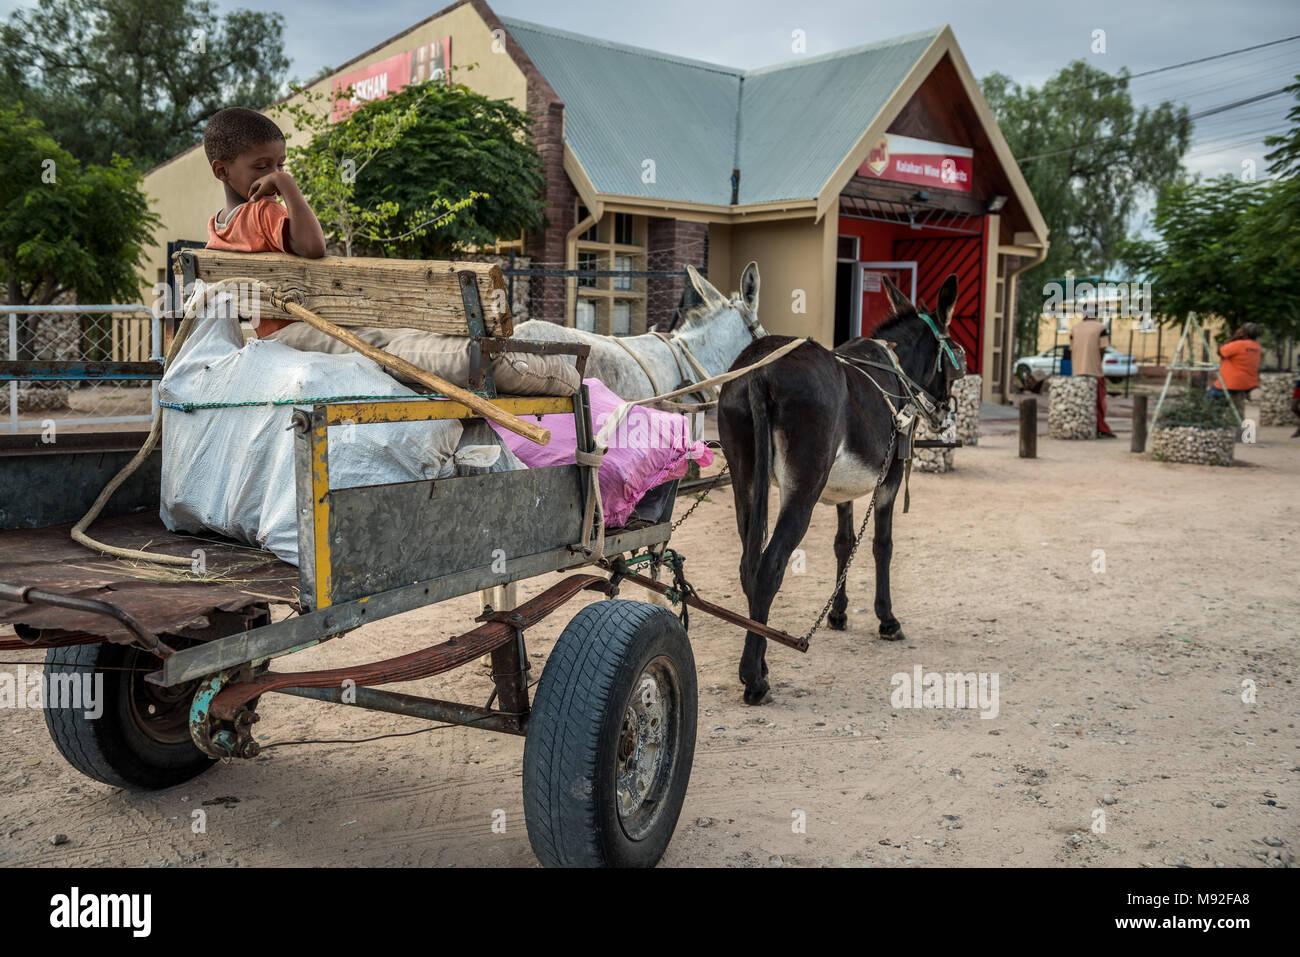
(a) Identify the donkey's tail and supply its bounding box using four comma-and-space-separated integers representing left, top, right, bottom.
741, 377, 772, 587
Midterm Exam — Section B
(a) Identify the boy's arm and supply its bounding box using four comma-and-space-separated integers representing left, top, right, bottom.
248, 172, 327, 258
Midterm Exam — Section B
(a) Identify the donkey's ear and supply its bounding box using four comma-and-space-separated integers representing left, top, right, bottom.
882, 275, 913, 316
687, 264, 726, 307
740, 261, 760, 315
936, 273, 958, 328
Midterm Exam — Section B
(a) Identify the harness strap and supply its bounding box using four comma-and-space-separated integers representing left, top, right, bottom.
651, 331, 718, 404
594, 337, 808, 450
610, 334, 664, 395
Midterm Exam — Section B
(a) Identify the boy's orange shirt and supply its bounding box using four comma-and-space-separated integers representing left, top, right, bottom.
206, 200, 294, 335
207, 199, 290, 253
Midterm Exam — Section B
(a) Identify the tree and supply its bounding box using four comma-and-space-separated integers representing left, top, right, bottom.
1257, 75, 1300, 273
1121, 177, 1282, 327
352, 79, 547, 258
0, 0, 289, 169
0, 101, 157, 306
276, 84, 482, 257
982, 61, 1191, 355
1121, 78, 1300, 365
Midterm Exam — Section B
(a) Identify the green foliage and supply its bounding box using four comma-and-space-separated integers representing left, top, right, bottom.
1121, 176, 1282, 329
0, 0, 289, 169
1156, 387, 1238, 430
352, 79, 547, 258
1121, 79, 1300, 352
276, 83, 482, 258
982, 61, 1191, 355
0, 101, 158, 305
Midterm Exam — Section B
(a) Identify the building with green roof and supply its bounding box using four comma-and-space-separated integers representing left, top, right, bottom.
142, 0, 1048, 402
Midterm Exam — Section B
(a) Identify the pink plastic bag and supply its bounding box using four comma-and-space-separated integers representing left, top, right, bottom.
491, 378, 713, 529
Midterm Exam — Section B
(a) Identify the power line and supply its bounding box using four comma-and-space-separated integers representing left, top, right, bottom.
1016, 34, 1300, 101
1016, 88, 1292, 164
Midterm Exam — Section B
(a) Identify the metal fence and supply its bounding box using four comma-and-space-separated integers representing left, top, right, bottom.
4, 305, 160, 433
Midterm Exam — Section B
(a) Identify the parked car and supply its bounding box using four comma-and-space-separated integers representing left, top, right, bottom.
1013, 345, 1138, 392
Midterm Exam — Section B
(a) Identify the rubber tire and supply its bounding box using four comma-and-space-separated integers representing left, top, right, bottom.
43, 643, 215, 790
523, 600, 697, 867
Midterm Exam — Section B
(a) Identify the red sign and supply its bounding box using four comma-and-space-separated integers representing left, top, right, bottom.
330, 37, 452, 122
859, 134, 973, 193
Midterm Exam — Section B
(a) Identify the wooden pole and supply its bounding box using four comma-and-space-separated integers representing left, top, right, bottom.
1019, 397, 1037, 458
271, 294, 551, 446
1131, 393, 1148, 453
1126, 327, 1134, 398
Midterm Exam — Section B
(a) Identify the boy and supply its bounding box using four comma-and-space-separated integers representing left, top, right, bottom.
200, 108, 577, 395
204, 107, 327, 336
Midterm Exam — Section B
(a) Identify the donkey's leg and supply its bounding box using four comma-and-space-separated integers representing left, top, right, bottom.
740, 494, 820, 704
828, 501, 855, 630
872, 464, 905, 640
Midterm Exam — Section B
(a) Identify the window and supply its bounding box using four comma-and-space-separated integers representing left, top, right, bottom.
577, 252, 599, 288
612, 301, 632, 336
577, 205, 598, 242
614, 213, 635, 246
837, 236, 859, 261
576, 299, 596, 332
614, 255, 633, 291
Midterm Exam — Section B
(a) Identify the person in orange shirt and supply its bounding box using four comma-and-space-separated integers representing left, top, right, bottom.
1210, 323, 1262, 422
204, 107, 326, 335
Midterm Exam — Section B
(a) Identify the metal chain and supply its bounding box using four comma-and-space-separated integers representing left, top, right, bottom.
799, 429, 898, 645
671, 462, 730, 531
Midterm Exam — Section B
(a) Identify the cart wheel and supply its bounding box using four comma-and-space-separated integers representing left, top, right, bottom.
523, 600, 697, 867
43, 642, 215, 790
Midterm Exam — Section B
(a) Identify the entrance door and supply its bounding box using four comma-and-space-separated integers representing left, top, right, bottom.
856, 262, 916, 339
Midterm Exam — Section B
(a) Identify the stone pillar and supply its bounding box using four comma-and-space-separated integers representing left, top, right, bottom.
1257, 372, 1293, 426
953, 374, 982, 446
1047, 375, 1097, 439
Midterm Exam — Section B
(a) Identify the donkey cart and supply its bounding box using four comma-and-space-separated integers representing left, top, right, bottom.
0, 252, 803, 867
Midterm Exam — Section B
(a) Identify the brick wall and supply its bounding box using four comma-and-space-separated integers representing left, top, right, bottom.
647, 218, 709, 330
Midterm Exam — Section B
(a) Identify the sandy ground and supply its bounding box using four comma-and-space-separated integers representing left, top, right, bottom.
1, 405, 1296, 868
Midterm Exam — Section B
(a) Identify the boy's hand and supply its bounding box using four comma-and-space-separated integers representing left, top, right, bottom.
247, 171, 291, 203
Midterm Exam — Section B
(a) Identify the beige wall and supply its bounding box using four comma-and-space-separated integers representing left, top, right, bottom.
138, 2, 526, 301
728, 216, 835, 344
706, 223, 732, 295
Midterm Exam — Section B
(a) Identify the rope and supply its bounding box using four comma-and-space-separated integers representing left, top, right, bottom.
70, 279, 268, 567
595, 337, 808, 450
574, 447, 607, 563
574, 339, 807, 562
158, 393, 474, 413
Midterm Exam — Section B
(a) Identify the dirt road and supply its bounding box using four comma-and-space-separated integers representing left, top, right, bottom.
2, 416, 1296, 868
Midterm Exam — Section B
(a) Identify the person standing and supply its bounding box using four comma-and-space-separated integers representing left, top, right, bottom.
1069, 315, 1114, 437
1211, 323, 1262, 423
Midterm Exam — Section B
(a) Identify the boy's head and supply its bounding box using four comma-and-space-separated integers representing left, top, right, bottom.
204, 107, 287, 201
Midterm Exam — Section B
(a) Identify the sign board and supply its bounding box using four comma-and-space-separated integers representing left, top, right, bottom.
859, 134, 973, 193
331, 37, 452, 122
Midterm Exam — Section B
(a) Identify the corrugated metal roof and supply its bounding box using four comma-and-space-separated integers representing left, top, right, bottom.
501, 17, 940, 207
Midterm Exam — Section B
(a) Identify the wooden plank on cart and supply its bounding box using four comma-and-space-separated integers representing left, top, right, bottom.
173, 249, 512, 336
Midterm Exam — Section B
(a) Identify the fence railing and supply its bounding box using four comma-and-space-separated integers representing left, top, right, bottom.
3, 304, 161, 433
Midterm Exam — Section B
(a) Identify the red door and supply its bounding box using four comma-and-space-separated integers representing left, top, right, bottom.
860, 266, 914, 339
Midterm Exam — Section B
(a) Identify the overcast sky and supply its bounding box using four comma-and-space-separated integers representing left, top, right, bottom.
4, 0, 1298, 183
